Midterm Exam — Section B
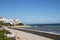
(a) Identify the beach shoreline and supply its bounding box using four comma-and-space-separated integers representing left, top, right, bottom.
8, 28, 53, 40
8, 27, 60, 40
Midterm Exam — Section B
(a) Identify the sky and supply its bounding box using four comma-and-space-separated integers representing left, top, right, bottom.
0, 0, 60, 24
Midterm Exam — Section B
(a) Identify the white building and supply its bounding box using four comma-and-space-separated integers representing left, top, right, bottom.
7, 19, 14, 24
0, 17, 7, 23
0, 17, 22, 25
14, 19, 22, 23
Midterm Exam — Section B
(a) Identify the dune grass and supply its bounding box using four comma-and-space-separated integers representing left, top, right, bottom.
0, 30, 10, 40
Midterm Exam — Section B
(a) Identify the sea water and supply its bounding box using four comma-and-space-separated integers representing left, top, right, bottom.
26, 24, 60, 34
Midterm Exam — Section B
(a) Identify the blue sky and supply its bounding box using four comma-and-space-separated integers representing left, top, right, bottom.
0, 0, 60, 24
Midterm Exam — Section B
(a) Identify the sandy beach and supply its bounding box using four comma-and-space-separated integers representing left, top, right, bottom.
4, 27, 53, 40
16, 30, 53, 40
10, 25, 32, 28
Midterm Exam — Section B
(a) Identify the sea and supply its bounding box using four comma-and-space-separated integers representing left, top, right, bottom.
26, 24, 60, 34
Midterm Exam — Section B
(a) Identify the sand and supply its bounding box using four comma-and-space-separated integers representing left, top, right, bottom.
4, 27, 53, 40
11, 25, 32, 28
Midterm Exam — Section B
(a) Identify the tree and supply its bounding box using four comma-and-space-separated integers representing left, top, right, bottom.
4, 23, 11, 26
0, 21, 3, 26
15, 23, 24, 26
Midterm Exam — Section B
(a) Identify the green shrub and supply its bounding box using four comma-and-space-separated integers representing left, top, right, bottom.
15, 23, 24, 26
0, 30, 10, 40
0, 21, 4, 26
4, 23, 11, 26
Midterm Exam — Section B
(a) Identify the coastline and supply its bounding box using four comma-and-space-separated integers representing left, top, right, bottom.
9, 27, 60, 40
10, 25, 32, 28
7, 27, 53, 40
17, 30, 53, 40
9, 26, 60, 35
